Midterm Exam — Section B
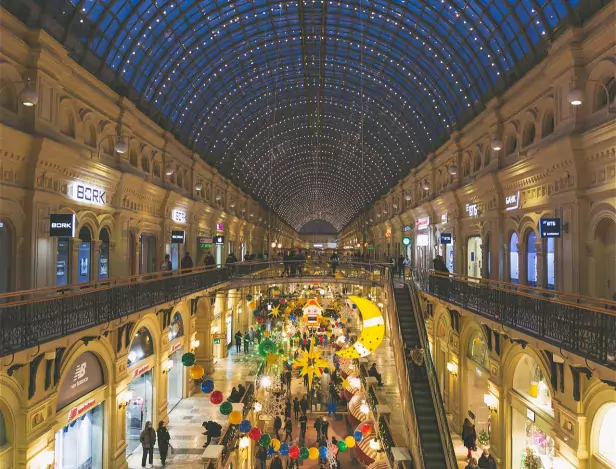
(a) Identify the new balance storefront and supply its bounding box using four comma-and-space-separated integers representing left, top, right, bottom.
54, 351, 107, 469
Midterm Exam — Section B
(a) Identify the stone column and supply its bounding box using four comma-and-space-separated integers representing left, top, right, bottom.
69, 237, 81, 285
502, 242, 510, 282
91, 240, 102, 281
133, 235, 141, 276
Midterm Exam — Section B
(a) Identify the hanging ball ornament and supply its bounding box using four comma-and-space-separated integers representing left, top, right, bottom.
361, 423, 372, 436
299, 447, 309, 459
249, 301, 257, 309
318, 446, 328, 458
279, 442, 290, 456
354, 430, 363, 442
248, 427, 262, 441
189, 365, 205, 380
308, 447, 319, 460
289, 445, 300, 459
258, 433, 272, 448
181, 352, 196, 366
337, 441, 348, 453
270, 438, 281, 451
246, 294, 253, 301
257, 317, 264, 324
210, 391, 224, 405
201, 380, 214, 394
229, 410, 242, 425
344, 436, 356, 448
239, 420, 252, 433
219, 401, 233, 416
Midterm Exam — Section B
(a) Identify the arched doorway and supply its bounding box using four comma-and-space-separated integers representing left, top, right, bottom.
526, 231, 538, 287
465, 330, 489, 433
140, 234, 157, 274
99, 228, 110, 280
509, 233, 519, 284
594, 218, 615, 300
467, 236, 482, 278
593, 403, 616, 466
78, 226, 92, 283
0, 408, 7, 447
167, 312, 185, 412
0, 220, 12, 293
510, 354, 554, 469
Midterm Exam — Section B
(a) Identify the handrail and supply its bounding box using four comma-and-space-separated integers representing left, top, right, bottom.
415, 270, 616, 369
421, 270, 616, 313
406, 279, 458, 469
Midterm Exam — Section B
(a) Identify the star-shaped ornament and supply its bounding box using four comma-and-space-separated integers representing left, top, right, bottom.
292, 337, 330, 389
269, 305, 281, 318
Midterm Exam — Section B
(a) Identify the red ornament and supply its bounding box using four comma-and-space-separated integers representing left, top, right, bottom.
289, 445, 300, 459
280, 299, 286, 304
361, 423, 372, 436
248, 427, 262, 441
257, 317, 264, 324
210, 391, 224, 405
319, 336, 324, 342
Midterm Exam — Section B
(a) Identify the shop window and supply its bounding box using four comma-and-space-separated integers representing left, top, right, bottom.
522, 123, 536, 147
484, 147, 491, 167
78, 226, 92, 284
153, 162, 161, 178
467, 236, 482, 278
512, 354, 552, 414
99, 228, 110, 281
473, 154, 481, 172
0, 80, 18, 113
140, 234, 156, 274
468, 332, 488, 368
0, 409, 7, 446
595, 403, 616, 466
57, 238, 70, 286
184, 171, 190, 190
128, 327, 154, 367
506, 135, 518, 155
463, 159, 471, 177
510, 233, 519, 284
0, 220, 12, 294
546, 237, 555, 290
595, 77, 616, 111
526, 231, 538, 287
168, 312, 184, 342
542, 111, 554, 137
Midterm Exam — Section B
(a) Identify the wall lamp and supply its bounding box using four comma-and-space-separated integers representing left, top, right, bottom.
447, 164, 458, 175
191, 339, 200, 351
34, 449, 55, 469
490, 138, 503, 151
95, 134, 127, 158
483, 393, 498, 413
422, 180, 430, 191
446, 362, 458, 377
0, 78, 39, 106
568, 82, 614, 112
118, 390, 134, 409
162, 358, 173, 375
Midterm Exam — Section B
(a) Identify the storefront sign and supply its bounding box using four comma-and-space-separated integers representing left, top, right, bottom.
440, 233, 452, 244
505, 191, 519, 211
170, 340, 183, 353
441, 213, 449, 224
367, 246, 374, 251
171, 230, 185, 243
416, 234, 430, 247
68, 182, 106, 205
415, 217, 430, 230
213, 338, 221, 345
56, 352, 104, 410
343, 245, 353, 249
314, 244, 323, 248
402, 225, 412, 232
526, 408, 535, 422
49, 214, 76, 237
199, 237, 213, 244
67, 398, 97, 422
402, 237, 411, 246
214, 235, 225, 245
466, 204, 478, 217
132, 363, 151, 379
539, 218, 561, 238
216, 223, 224, 231
171, 209, 187, 224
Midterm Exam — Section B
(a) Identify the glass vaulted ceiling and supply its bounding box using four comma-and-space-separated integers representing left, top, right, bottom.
7, 0, 595, 230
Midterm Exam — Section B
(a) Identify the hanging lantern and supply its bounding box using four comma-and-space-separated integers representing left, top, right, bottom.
189, 365, 205, 380
219, 401, 233, 415
229, 410, 242, 425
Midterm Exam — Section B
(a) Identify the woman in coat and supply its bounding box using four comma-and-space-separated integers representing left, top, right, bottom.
139, 421, 156, 468
157, 421, 171, 466
461, 418, 477, 459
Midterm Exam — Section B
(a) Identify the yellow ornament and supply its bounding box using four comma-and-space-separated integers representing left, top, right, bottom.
270, 438, 281, 451
249, 301, 257, 310
292, 338, 330, 389
189, 365, 205, 380
266, 353, 279, 367
345, 435, 356, 448
269, 305, 281, 318
309, 447, 319, 460
229, 410, 242, 425
264, 331, 270, 338
335, 296, 385, 359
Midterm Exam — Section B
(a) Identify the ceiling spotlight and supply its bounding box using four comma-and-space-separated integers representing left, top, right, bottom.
422, 181, 430, 191
194, 183, 202, 191
490, 138, 503, 151
567, 87, 584, 106
165, 164, 174, 175
19, 83, 39, 107
447, 165, 458, 175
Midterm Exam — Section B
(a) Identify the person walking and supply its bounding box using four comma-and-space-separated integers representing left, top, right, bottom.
398, 254, 405, 278
314, 416, 322, 440
180, 252, 193, 270
299, 412, 308, 440
139, 421, 156, 468
478, 449, 497, 469
403, 255, 411, 279
320, 417, 329, 440
234, 331, 242, 353
157, 421, 171, 467
271, 454, 283, 469
255, 445, 267, 469
368, 363, 383, 386
243, 332, 250, 353
283, 416, 293, 442
273, 415, 283, 440
205, 252, 215, 266
293, 397, 300, 420
285, 399, 292, 419
330, 251, 340, 275
300, 396, 309, 415
462, 418, 477, 459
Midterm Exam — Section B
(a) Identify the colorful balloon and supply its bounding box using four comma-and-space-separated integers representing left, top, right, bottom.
229, 410, 242, 425
318, 446, 328, 458
337, 441, 347, 452
189, 365, 205, 380
248, 427, 262, 441
257, 317, 264, 324
201, 380, 214, 393
279, 443, 290, 456
181, 352, 196, 366
210, 391, 223, 405
219, 401, 233, 415
299, 447, 309, 459
361, 423, 372, 436
270, 438, 281, 451
344, 435, 356, 448
289, 445, 300, 459
239, 420, 252, 433
258, 434, 272, 447
308, 447, 319, 460
353, 430, 363, 442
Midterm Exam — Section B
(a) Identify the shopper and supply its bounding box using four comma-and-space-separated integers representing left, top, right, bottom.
320, 417, 329, 440
270, 454, 283, 469
462, 418, 477, 459
159, 254, 172, 272
465, 458, 478, 469
433, 255, 449, 272
300, 396, 309, 414
330, 251, 340, 275
299, 412, 308, 440
314, 416, 322, 440
139, 421, 156, 468
180, 252, 193, 270
205, 252, 215, 266
478, 449, 497, 469
234, 331, 242, 353
273, 415, 283, 439
255, 445, 267, 469
285, 399, 292, 419
157, 421, 171, 467
293, 397, 300, 420
368, 363, 383, 386
243, 332, 250, 353
283, 416, 293, 442
398, 254, 405, 278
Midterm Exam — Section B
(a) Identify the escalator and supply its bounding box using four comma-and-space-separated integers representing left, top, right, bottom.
393, 283, 457, 469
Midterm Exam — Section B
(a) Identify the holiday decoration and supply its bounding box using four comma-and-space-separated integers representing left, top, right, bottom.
289, 445, 300, 459
181, 352, 196, 366
229, 410, 242, 425
189, 365, 205, 380
318, 446, 328, 458
293, 337, 330, 389
248, 427, 262, 441
246, 294, 253, 301
201, 380, 214, 393
345, 435, 356, 448
300, 447, 310, 459
309, 447, 319, 460
249, 301, 257, 309
258, 338, 277, 357
279, 443, 290, 456
219, 401, 233, 415
210, 390, 224, 405
478, 429, 490, 447
258, 433, 272, 447
302, 298, 324, 328
269, 305, 281, 318
239, 420, 252, 433
270, 438, 281, 451
361, 423, 372, 436
336, 296, 384, 359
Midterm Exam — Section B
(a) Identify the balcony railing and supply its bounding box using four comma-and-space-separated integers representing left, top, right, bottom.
414, 270, 616, 369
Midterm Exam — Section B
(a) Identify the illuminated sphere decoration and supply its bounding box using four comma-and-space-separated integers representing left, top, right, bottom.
210, 391, 224, 405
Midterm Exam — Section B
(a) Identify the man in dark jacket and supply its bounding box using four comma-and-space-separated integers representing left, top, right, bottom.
299, 412, 308, 440
234, 331, 242, 353
478, 449, 497, 469
273, 415, 283, 439
270, 454, 283, 469
180, 252, 193, 270
205, 252, 215, 266
300, 396, 309, 415
433, 255, 449, 272
320, 418, 329, 439
330, 252, 340, 275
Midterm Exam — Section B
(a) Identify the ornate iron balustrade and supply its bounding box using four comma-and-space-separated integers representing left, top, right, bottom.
416, 270, 616, 369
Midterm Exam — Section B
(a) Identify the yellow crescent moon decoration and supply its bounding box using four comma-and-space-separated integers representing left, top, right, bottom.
336, 296, 385, 359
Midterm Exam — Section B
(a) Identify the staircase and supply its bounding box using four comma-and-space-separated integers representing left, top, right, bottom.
394, 285, 456, 469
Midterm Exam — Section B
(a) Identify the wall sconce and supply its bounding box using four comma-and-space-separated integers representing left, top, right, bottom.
277, 243, 282, 249
118, 390, 134, 409
35, 449, 55, 469
191, 339, 200, 350
446, 362, 458, 377
369, 438, 384, 453
162, 359, 173, 374
360, 401, 370, 416
271, 241, 277, 248
483, 393, 498, 413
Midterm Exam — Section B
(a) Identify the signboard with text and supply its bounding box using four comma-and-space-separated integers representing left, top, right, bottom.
415, 217, 430, 230
214, 235, 225, 245
56, 352, 104, 410
68, 182, 106, 206
440, 233, 452, 244
171, 209, 187, 224
539, 218, 561, 238
50, 214, 76, 238
171, 230, 185, 243
505, 192, 520, 211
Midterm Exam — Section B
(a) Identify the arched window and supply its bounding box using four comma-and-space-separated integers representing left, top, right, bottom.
542, 111, 555, 136
129, 149, 138, 167
184, 171, 190, 190
506, 135, 518, 155
593, 218, 616, 299
128, 327, 154, 366
522, 123, 536, 147
546, 237, 555, 290
512, 354, 552, 414
468, 331, 488, 368
0, 220, 12, 294
153, 161, 161, 178
527, 231, 538, 286
99, 228, 110, 280
484, 147, 491, 167
168, 312, 184, 342
0, 80, 18, 113
595, 403, 616, 465
78, 226, 92, 283
510, 233, 519, 283
142, 156, 150, 173
463, 159, 471, 177
595, 77, 616, 111
0, 409, 7, 446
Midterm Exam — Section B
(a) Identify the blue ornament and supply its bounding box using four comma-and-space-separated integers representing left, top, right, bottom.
318, 446, 328, 458
279, 443, 290, 456
352, 304, 357, 309
354, 430, 363, 442
239, 420, 252, 433
253, 309, 260, 316
201, 380, 215, 394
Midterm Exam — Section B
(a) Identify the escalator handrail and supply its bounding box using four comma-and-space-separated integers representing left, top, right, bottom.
405, 280, 458, 469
